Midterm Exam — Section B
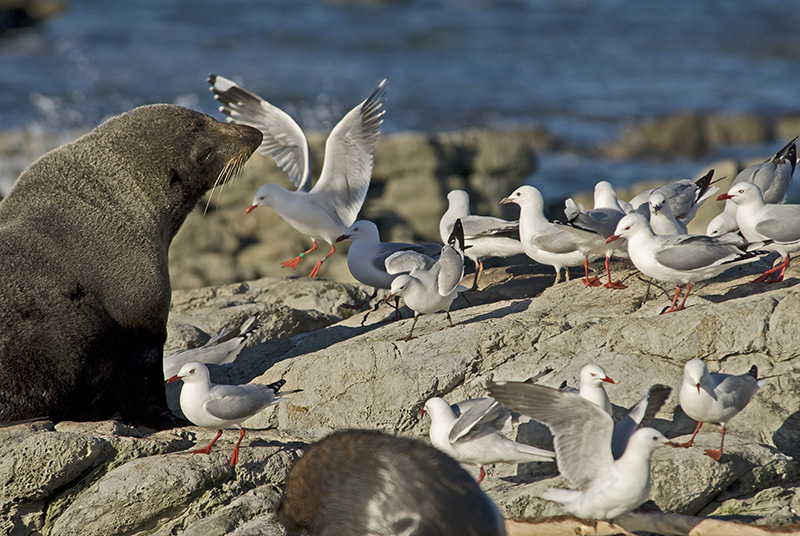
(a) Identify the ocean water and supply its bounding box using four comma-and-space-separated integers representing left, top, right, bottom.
1, 0, 798, 198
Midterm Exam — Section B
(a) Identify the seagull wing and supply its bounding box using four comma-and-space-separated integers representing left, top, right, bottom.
203, 383, 282, 422
654, 235, 745, 271
310, 78, 388, 227
488, 382, 614, 487
209, 75, 311, 191
385, 249, 437, 275
611, 384, 672, 459
449, 398, 508, 442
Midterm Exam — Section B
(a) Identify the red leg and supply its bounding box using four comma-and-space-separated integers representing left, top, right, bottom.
446, 311, 456, 327
400, 315, 419, 341
477, 466, 486, 484
308, 244, 336, 278
704, 425, 725, 461
230, 428, 246, 466
471, 259, 484, 291
751, 256, 790, 284
603, 256, 627, 289
582, 257, 601, 287
282, 241, 318, 269
678, 421, 703, 448
191, 429, 223, 454
662, 285, 683, 314
676, 281, 692, 310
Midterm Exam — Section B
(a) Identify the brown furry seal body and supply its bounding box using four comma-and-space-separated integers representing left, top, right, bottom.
277, 429, 506, 536
0, 104, 261, 426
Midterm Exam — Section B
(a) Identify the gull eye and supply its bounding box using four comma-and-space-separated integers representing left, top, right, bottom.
738, 189, 744, 194
353, 227, 359, 232
189, 369, 195, 375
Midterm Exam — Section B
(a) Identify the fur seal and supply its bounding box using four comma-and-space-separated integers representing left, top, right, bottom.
277, 429, 506, 536
0, 104, 261, 427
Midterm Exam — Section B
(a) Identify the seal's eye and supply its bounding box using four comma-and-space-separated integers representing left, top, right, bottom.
169, 170, 182, 185
196, 148, 214, 164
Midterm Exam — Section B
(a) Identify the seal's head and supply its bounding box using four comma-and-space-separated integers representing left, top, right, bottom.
93, 104, 262, 237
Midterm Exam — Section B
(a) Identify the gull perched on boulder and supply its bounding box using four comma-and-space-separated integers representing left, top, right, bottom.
488, 381, 677, 521
439, 189, 524, 290
167, 361, 289, 466
606, 213, 759, 313
708, 137, 797, 236
163, 316, 260, 380
501, 185, 586, 285
336, 220, 440, 315
384, 219, 467, 341
422, 396, 555, 483
718, 181, 800, 283
678, 358, 764, 461
210, 75, 388, 278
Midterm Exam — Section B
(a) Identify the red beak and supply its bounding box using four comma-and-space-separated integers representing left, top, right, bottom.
716, 193, 734, 201
602, 376, 615, 384
335, 234, 349, 243
245, 204, 258, 215
418, 408, 427, 414
385, 293, 395, 303
696, 383, 701, 394
605, 234, 619, 244
166, 374, 182, 383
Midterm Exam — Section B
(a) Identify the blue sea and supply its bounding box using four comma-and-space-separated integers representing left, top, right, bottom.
1, 0, 798, 199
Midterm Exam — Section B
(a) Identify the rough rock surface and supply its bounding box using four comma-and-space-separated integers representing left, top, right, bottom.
4, 253, 799, 535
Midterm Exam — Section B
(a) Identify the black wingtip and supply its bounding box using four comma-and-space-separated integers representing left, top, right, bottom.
268, 379, 287, 394
448, 218, 466, 251
695, 169, 714, 194
747, 365, 758, 379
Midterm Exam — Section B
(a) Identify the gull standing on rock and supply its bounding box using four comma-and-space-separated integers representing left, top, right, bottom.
648, 192, 687, 235
335, 220, 440, 313
488, 381, 677, 521
576, 364, 615, 416
606, 213, 759, 313
210, 75, 388, 278
163, 316, 260, 380
561, 181, 628, 289
421, 396, 555, 484
678, 358, 763, 461
628, 169, 717, 226
167, 361, 289, 466
708, 137, 797, 236
718, 182, 800, 283
384, 220, 467, 341
501, 185, 586, 285
439, 189, 524, 290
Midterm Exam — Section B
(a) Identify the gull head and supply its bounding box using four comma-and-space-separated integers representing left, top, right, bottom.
336, 220, 378, 243
386, 274, 413, 301
628, 427, 679, 452
717, 182, 763, 205
420, 397, 453, 420
683, 358, 708, 394
579, 364, 615, 388
166, 361, 211, 385
648, 192, 668, 215
500, 185, 542, 209
246, 183, 279, 214
607, 212, 649, 243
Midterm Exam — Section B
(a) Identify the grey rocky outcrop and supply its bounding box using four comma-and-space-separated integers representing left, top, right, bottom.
4, 255, 799, 535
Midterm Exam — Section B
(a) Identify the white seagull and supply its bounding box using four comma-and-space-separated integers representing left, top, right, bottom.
678, 358, 763, 461
421, 396, 555, 483
648, 192, 687, 235
335, 220, 440, 314
439, 189, 524, 290
562, 181, 628, 289
718, 181, 800, 283
501, 185, 586, 285
384, 220, 467, 341
167, 361, 289, 466
606, 213, 759, 313
488, 381, 677, 521
707, 137, 797, 236
209, 75, 388, 278
163, 316, 260, 380
628, 169, 717, 225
